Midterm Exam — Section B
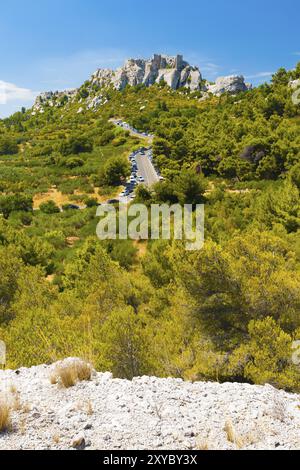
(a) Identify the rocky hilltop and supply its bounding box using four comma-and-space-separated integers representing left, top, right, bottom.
0, 359, 299, 450
32, 53, 252, 112
33, 89, 77, 113
205, 75, 252, 96
91, 54, 202, 91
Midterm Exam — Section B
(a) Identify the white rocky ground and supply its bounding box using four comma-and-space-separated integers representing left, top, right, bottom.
0, 359, 299, 450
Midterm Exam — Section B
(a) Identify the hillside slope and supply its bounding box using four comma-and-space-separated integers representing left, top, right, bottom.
0, 59, 300, 396
0, 359, 300, 450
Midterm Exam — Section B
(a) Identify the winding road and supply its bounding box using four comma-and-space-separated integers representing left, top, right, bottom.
135, 150, 160, 187
110, 119, 160, 188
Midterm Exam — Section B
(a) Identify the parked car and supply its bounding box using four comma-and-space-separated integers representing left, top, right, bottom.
63, 204, 80, 211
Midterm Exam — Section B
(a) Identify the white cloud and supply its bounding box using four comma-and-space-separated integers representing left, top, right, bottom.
0, 48, 127, 117
182, 52, 222, 79
200, 62, 220, 76
37, 48, 128, 89
245, 72, 274, 79
0, 80, 38, 105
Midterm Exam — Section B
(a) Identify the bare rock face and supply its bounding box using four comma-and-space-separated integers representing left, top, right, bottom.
186, 69, 203, 91
33, 89, 77, 112
91, 54, 202, 91
86, 94, 108, 110
206, 75, 251, 96
31, 55, 256, 113
289, 79, 300, 90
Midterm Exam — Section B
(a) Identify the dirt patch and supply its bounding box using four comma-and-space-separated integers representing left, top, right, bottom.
33, 186, 117, 209
33, 188, 79, 209
66, 237, 80, 247
134, 240, 148, 258
226, 189, 252, 194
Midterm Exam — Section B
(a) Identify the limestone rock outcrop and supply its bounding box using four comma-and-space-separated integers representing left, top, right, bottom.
86, 94, 108, 110
206, 75, 252, 96
31, 54, 256, 113
33, 89, 77, 112
289, 79, 300, 90
91, 54, 202, 91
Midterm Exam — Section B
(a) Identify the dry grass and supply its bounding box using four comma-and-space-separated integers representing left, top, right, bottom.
0, 400, 12, 433
197, 439, 209, 450
19, 417, 27, 435
22, 403, 31, 414
133, 240, 148, 258
33, 188, 73, 209
50, 373, 58, 385
53, 434, 61, 444
50, 360, 93, 388
9, 384, 23, 412
12, 391, 22, 411
86, 400, 94, 416
54, 366, 77, 388
77, 363, 93, 382
33, 184, 106, 210
224, 420, 244, 449
66, 236, 80, 247
9, 384, 17, 394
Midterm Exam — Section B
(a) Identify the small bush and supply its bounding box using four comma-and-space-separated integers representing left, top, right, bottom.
65, 157, 84, 169
98, 130, 115, 146
59, 137, 92, 156
50, 359, 93, 388
40, 200, 60, 214
0, 137, 18, 155
112, 137, 127, 147
55, 366, 77, 388
76, 362, 93, 382
224, 420, 244, 449
0, 400, 12, 433
84, 197, 99, 208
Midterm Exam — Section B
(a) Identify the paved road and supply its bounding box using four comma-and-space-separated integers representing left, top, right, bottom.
109, 118, 154, 143
110, 118, 160, 188
136, 151, 160, 187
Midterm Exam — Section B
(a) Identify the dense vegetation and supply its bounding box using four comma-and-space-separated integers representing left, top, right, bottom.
0, 63, 300, 391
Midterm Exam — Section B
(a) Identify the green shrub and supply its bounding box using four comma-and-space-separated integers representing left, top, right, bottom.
65, 157, 84, 169
112, 137, 127, 147
98, 131, 115, 146
0, 137, 18, 155
40, 201, 61, 214
0, 194, 33, 219
84, 197, 99, 208
102, 156, 130, 185
59, 137, 92, 156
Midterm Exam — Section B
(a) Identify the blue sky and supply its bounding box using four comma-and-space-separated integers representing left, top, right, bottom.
0, 0, 299, 117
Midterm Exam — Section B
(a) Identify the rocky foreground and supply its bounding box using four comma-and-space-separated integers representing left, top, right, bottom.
0, 359, 299, 450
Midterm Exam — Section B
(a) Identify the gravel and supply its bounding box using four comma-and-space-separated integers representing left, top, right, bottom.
0, 359, 299, 450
